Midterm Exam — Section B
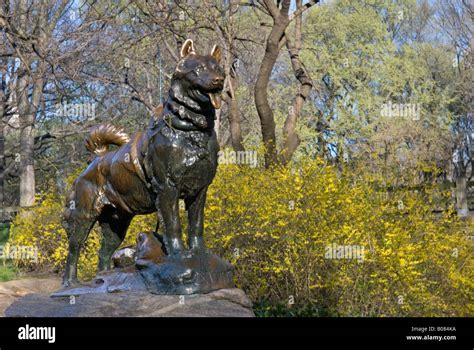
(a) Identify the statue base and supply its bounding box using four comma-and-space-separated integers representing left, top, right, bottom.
5, 288, 254, 317
139, 251, 235, 295
51, 251, 234, 297
4, 232, 250, 317
51, 232, 235, 297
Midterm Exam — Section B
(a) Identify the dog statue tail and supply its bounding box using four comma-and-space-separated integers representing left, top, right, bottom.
85, 124, 130, 155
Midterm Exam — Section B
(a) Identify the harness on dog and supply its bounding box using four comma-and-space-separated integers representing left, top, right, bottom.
137, 112, 191, 193
137, 104, 214, 194
129, 131, 151, 189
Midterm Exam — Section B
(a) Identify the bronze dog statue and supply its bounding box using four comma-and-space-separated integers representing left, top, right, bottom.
62, 39, 224, 287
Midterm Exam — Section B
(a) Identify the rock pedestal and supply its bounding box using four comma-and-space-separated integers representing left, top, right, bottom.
5, 232, 253, 317
5, 288, 254, 317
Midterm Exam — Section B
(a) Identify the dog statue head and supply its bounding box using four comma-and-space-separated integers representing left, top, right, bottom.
171, 39, 225, 112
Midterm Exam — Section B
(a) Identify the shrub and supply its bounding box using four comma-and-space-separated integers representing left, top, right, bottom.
9, 157, 473, 316
0, 265, 17, 282
206, 158, 473, 316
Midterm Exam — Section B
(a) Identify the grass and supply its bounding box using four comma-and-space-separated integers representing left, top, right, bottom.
253, 300, 337, 317
0, 264, 17, 282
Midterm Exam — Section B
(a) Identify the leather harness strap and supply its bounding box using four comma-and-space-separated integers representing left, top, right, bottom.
137, 111, 212, 194
129, 131, 151, 189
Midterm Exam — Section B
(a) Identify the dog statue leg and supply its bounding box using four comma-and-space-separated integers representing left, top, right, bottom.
63, 215, 96, 287
98, 212, 132, 272
185, 187, 208, 252
157, 185, 185, 257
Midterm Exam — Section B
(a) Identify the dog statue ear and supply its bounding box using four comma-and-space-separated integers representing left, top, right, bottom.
180, 39, 195, 58
210, 45, 221, 64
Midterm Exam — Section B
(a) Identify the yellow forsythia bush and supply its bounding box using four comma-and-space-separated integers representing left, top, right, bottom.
205, 158, 473, 317
9, 157, 473, 316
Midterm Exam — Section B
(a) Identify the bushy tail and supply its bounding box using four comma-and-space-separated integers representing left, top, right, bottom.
84, 124, 130, 155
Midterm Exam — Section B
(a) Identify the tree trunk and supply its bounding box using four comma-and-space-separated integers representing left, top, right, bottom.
315, 111, 327, 158
17, 0, 33, 207
455, 175, 469, 217
0, 92, 4, 208
255, 0, 319, 167
15, 0, 47, 207
226, 75, 245, 152
455, 162, 469, 217
17, 69, 36, 207
215, 106, 221, 142
281, 0, 313, 165
255, 0, 291, 167
0, 55, 5, 207
212, 0, 245, 152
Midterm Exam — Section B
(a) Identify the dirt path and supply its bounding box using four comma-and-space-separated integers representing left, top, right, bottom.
0, 274, 61, 316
